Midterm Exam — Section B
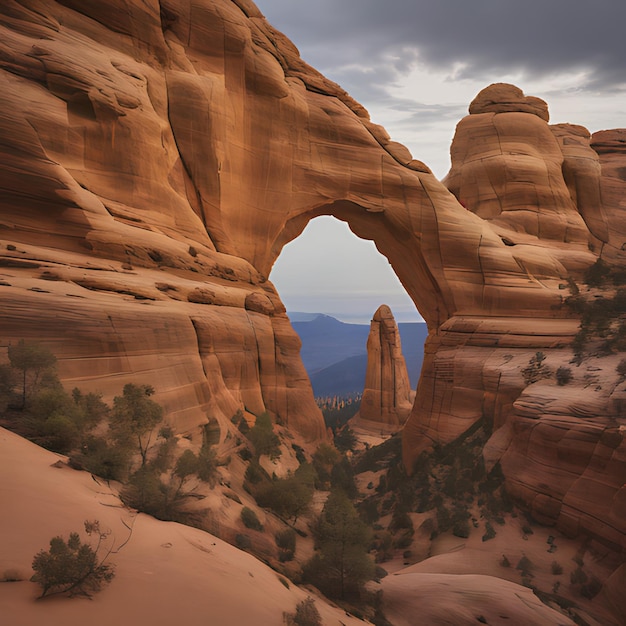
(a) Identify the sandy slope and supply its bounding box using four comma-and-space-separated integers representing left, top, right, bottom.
380, 571, 575, 626
0, 427, 366, 626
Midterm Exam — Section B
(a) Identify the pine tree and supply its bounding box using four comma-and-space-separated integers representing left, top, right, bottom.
303, 489, 374, 599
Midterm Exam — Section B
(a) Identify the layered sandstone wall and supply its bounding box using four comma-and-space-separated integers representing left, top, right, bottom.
1, 3, 625, 549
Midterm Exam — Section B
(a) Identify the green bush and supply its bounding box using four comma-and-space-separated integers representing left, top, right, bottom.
235, 533, 251, 550
241, 506, 263, 531
291, 597, 321, 626
244, 459, 270, 486
570, 566, 588, 585
584, 258, 610, 286
521, 352, 551, 385
120, 467, 187, 522
71, 435, 130, 482
31, 520, 114, 598
275, 528, 296, 552
197, 446, 218, 483
516, 555, 533, 576
173, 450, 199, 492
247, 412, 280, 459
482, 521, 496, 542
556, 366, 573, 386
255, 473, 313, 523
580, 575, 602, 599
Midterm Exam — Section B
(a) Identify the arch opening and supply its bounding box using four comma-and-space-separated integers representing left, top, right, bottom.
270, 215, 422, 325
269, 214, 428, 432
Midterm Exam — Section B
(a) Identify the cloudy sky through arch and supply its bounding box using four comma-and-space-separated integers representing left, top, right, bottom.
261, 0, 626, 323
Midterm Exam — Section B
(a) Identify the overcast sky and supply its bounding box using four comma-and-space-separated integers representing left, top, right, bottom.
261, 0, 626, 324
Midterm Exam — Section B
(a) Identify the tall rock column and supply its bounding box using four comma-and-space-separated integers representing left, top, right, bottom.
355, 305, 414, 432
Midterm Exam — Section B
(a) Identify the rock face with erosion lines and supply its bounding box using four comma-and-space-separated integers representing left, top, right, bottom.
0, 3, 625, 553
353, 304, 414, 432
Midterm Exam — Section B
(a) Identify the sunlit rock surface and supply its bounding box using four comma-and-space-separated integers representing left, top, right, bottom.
353, 304, 414, 432
1, 1, 625, 552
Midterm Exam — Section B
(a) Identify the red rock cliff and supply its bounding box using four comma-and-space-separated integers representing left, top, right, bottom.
1, 4, 625, 549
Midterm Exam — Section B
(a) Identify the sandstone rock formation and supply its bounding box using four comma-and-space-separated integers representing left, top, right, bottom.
0, 1, 625, 555
353, 304, 414, 432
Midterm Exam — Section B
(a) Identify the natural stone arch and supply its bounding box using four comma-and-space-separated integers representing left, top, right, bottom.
269, 198, 453, 331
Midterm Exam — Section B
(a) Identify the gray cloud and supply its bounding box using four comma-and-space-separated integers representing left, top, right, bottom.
256, 0, 626, 91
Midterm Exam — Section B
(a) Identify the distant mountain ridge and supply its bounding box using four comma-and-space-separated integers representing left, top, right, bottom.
289, 313, 428, 397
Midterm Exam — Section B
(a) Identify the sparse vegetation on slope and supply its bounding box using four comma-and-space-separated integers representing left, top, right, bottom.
31, 520, 115, 598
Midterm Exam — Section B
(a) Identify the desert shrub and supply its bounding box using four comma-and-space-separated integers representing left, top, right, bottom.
617, 359, 626, 379
241, 506, 263, 531
39, 413, 81, 454
580, 575, 602, 599
570, 566, 588, 585
334, 424, 357, 452
247, 412, 280, 459
278, 549, 294, 563
255, 472, 313, 523
275, 528, 296, 552
311, 442, 341, 488
359, 497, 380, 525
452, 517, 471, 539
244, 459, 270, 486
521, 351, 551, 385
500, 555, 511, 568
292, 597, 322, 626
31, 520, 114, 598
151, 428, 177, 472
392, 530, 414, 549
1, 568, 22, 582
516, 555, 533, 576
238, 446, 253, 462
551, 561, 563, 575
0, 363, 15, 408
235, 533, 251, 550
584, 258, 610, 286
556, 366, 573, 386
197, 445, 218, 483
482, 521, 496, 542
330, 457, 357, 498
120, 466, 186, 521
72, 435, 130, 481
276, 527, 297, 560
173, 449, 199, 491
